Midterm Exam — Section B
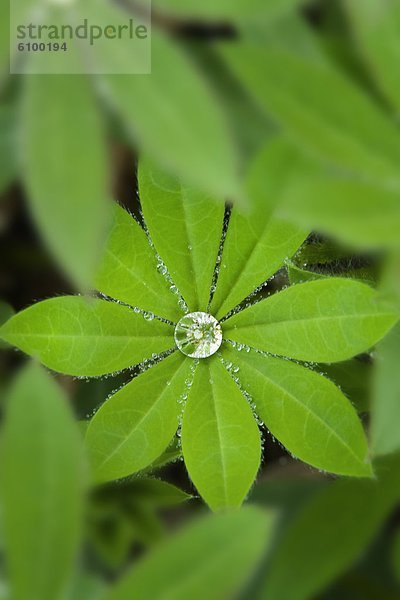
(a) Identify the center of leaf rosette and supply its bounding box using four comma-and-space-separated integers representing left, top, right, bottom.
174, 312, 222, 358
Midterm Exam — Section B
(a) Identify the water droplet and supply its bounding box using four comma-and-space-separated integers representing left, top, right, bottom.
157, 263, 168, 276
174, 312, 222, 359
178, 298, 187, 310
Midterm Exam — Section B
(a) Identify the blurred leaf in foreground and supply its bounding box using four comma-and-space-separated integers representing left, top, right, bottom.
87, 0, 240, 199
220, 41, 400, 185
1, 362, 87, 600
20, 48, 111, 289
105, 506, 273, 600
88, 477, 191, 569
372, 324, 400, 456
372, 253, 400, 456
343, 0, 400, 113
260, 454, 400, 600
280, 175, 400, 250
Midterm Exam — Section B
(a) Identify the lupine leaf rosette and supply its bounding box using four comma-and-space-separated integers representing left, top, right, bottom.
1, 145, 398, 511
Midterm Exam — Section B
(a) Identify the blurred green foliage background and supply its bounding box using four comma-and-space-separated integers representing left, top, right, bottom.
1, 0, 400, 598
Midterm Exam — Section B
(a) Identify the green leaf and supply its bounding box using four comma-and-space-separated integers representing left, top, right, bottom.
210, 138, 308, 319
144, 437, 182, 472
222, 345, 371, 477
127, 478, 191, 507
243, 11, 326, 63
281, 174, 400, 249
260, 454, 400, 600
139, 161, 225, 311
20, 51, 110, 289
343, 0, 400, 113
66, 573, 107, 600
1, 0, 36, 72
379, 251, 400, 312
86, 352, 191, 483
225, 278, 398, 362
287, 261, 375, 287
88, 0, 240, 199
105, 506, 272, 600
221, 42, 400, 183
94, 204, 183, 322
181, 358, 260, 511
0, 296, 174, 376
250, 477, 327, 512
286, 262, 325, 285
1, 362, 86, 600
295, 239, 356, 266
371, 322, 400, 456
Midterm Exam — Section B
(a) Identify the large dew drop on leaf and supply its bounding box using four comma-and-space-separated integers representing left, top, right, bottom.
174, 312, 222, 358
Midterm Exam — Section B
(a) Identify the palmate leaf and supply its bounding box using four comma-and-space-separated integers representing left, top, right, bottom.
20, 47, 111, 289
94, 204, 183, 322
222, 345, 371, 477
181, 358, 261, 511
220, 42, 400, 184
210, 138, 308, 319
260, 454, 400, 600
139, 161, 225, 312
225, 278, 398, 362
105, 506, 272, 600
86, 352, 192, 483
0, 296, 174, 376
1, 362, 86, 600
343, 0, 400, 113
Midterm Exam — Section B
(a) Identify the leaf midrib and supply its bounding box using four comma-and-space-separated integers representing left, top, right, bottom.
207, 364, 229, 506
181, 185, 200, 309
213, 214, 271, 317
3, 332, 173, 340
